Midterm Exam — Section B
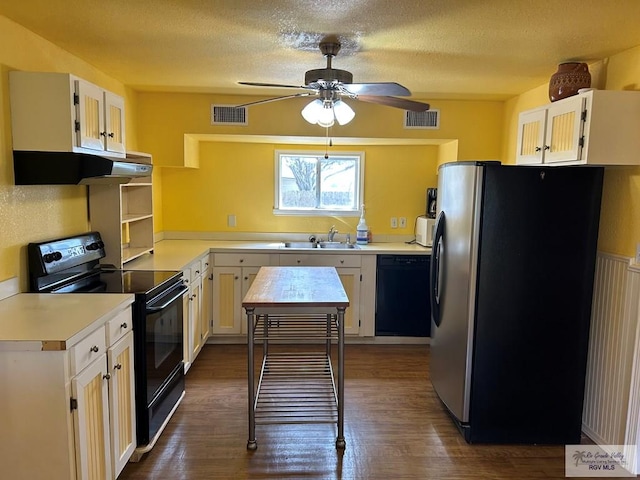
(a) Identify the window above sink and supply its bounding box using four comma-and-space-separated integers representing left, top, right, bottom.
274, 150, 364, 217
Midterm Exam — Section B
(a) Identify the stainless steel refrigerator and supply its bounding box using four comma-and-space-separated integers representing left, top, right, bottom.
429, 161, 603, 444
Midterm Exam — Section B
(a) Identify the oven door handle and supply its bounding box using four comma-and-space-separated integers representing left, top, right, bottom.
146, 285, 189, 313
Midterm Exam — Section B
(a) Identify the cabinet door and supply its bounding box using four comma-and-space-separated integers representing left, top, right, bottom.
240, 267, 261, 334
201, 265, 213, 343
544, 95, 586, 164
107, 331, 136, 478
336, 267, 361, 335
104, 91, 125, 154
211, 267, 242, 334
183, 290, 192, 372
189, 275, 203, 362
72, 355, 112, 480
75, 79, 105, 152
516, 109, 546, 165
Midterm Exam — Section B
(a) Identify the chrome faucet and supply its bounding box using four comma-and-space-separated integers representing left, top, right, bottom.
328, 225, 338, 242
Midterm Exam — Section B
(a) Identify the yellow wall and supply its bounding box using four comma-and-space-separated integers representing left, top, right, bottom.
503, 47, 640, 257
137, 92, 504, 235
161, 142, 438, 236
0, 16, 136, 285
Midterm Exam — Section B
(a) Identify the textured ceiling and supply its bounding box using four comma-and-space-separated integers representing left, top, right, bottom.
2, 0, 640, 100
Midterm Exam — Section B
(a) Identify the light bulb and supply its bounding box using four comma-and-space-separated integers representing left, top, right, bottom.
316, 102, 335, 127
333, 100, 355, 125
301, 99, 324, 124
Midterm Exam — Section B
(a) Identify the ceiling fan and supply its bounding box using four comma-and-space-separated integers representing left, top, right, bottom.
237, 35, 430, 127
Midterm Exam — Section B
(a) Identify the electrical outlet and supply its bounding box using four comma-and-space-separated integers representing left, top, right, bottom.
390, 217, 398, 229
399, 217, 407, 228
227, 214, 236, 227
636, 242, 640, 265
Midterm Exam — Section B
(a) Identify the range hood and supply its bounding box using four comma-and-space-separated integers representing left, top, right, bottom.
13, 151, 152, 185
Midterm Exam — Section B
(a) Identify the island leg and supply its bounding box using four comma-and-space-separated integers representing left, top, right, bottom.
246, 307, 257, 450
336, 306, 346, 450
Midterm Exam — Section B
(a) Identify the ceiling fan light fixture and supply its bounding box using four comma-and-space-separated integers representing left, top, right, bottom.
333, 99, 355, 125
301, 98, 353, 127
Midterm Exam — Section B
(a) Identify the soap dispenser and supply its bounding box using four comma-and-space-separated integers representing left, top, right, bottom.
356, 205, 368, 245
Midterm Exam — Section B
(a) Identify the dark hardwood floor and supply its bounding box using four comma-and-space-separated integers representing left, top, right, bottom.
119, 344, 581, 479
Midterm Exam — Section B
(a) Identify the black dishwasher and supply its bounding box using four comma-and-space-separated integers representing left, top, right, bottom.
375, 255, 431, 336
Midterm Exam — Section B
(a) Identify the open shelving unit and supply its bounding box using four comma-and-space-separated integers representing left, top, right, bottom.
89, 151, 154, 267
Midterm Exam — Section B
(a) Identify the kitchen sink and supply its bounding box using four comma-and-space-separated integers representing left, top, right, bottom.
318, 242, 359, 249
282, 241, 359, 249
283, 242, 317, 248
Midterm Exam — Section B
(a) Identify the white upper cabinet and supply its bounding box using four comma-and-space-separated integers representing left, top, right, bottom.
9, 71, 126, 158
516, 90, 640, 166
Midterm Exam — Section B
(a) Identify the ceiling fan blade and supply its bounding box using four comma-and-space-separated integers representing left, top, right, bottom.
341, 82, 411, 97
235, 93, 314, 108
238, 81, 315, 91
357, 95, 430, 112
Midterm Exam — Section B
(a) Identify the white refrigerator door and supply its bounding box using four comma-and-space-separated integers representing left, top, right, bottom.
430, 162, 483, 423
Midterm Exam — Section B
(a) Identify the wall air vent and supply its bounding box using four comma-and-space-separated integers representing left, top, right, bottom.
211, 105, 248, 125
404, 109, 440, 129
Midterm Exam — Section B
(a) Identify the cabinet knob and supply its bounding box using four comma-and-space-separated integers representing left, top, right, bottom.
120, 322, 128, 329
244, 276, 248, 280
196, 270, 200, 274
103, 373, 111, 380
114, 364, 122, 370
100, 131, 107, 137
544, 145, 550, 150
90, 345, 99, 353
340, 260, 344, 264
205, 262, 209, 267
239, 259, 244, 263
297, 260, 301, 264
108, 132, 115, 138
535, 146, 542, 152
234, 276, 239, 280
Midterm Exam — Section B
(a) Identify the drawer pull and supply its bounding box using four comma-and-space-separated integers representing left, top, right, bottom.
120, 322, 128, 329
90, 345, 99, 353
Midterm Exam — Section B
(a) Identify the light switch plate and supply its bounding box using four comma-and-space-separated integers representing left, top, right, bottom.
636, 242, 640, 265
228, 214, 236, 227
399, 217, 407, 228
390, 217, 398, 228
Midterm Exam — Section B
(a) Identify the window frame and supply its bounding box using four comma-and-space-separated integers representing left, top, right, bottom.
273, 150, 365, 216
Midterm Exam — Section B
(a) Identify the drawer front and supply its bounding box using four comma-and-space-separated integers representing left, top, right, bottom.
200, 254, 211, 274
214, 253, 271, 267
105, 307, 132, 346
278, 254, 361, 268
70, 326, 106, 376
182, 267, 191, 286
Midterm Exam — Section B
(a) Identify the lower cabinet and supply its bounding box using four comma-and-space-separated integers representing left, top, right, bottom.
278, 254, 363, 335
0, 305, 136, 480
183, 254, 210, 372
211, 253, 274, 335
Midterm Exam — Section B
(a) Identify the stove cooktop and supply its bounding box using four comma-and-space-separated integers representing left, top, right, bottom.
52, 269, 180, 295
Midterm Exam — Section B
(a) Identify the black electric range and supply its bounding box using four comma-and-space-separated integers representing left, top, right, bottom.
28, 231, 187, 451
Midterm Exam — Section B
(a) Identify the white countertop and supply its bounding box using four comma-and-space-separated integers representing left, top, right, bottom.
125, 239, 431, 272
0, 293, 134, 351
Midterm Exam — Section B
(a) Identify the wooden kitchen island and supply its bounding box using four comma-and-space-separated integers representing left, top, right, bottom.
242, 266, 349, 450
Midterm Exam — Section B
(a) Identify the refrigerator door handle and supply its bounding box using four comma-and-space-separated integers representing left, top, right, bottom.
430, 211, 446, 327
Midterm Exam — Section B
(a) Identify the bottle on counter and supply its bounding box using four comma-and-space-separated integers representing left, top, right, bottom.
356, 205, 368, 245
